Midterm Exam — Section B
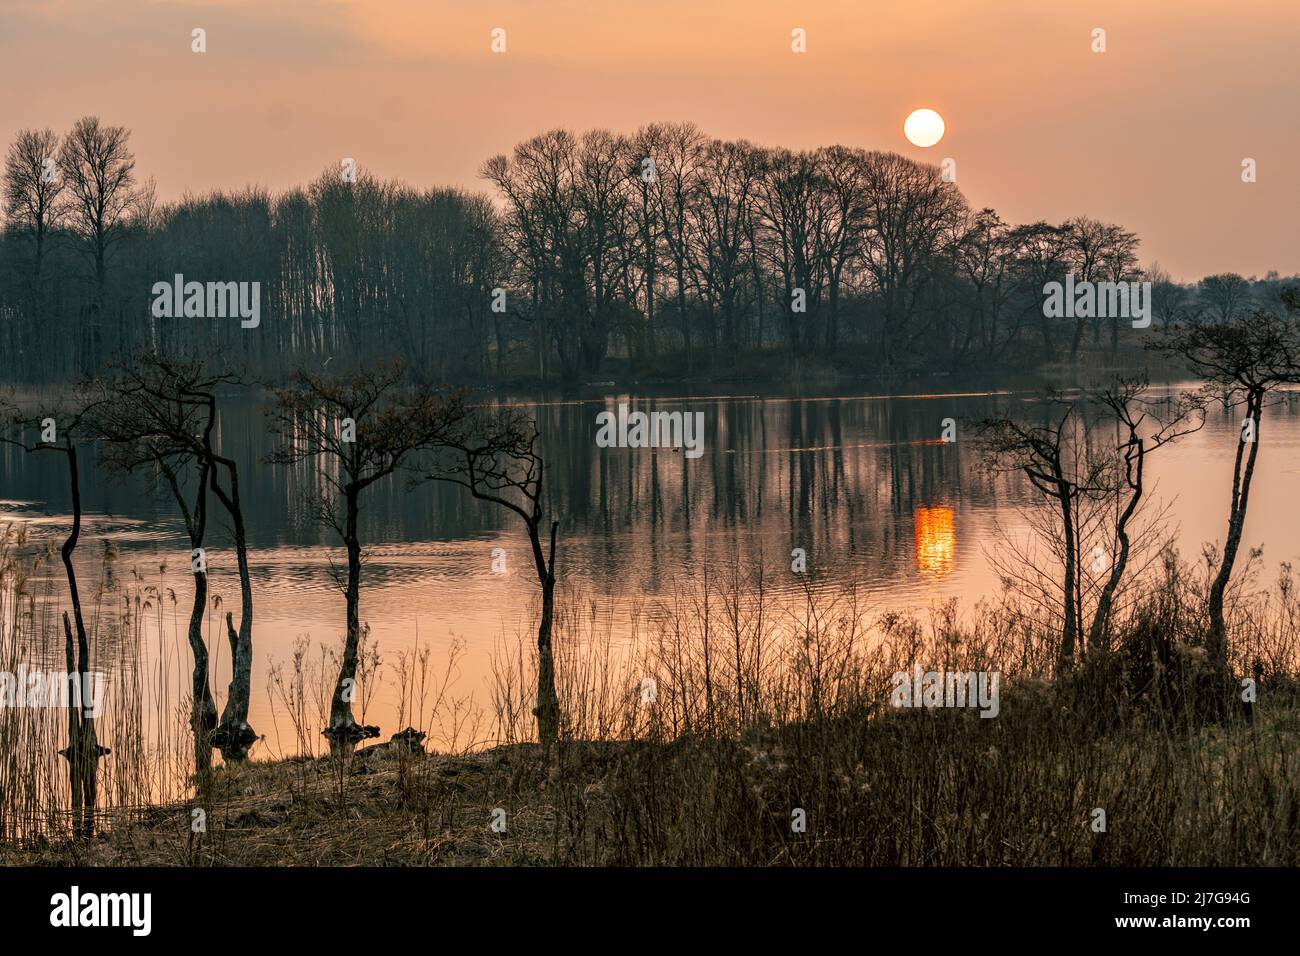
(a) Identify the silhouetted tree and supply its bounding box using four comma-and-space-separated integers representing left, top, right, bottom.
267, 361, 469, 756
94, 353, 242, 780
1197, 273, 1252, 324
57, 118, 140, 370
1153, 304, 1300, 684
1087, 376, 1203, 649
4, 120, 1256, 385
425, 408, 562, 745
976, 398, 1109, 669
3, 128, 66, 352
0, 394, 110, 837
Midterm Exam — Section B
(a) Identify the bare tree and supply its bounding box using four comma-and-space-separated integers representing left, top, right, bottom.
481, 131, 587, 381
1197, 273, 1253, 324
1086, 377, 1204, 649
1153, 303, 1300, 681
424, 408, 562, 744
856, 151, 967, 365
57, 118, 140, 366
267, 361, 469, 756
952, 209, 1027, 363
752, 147, 832, 356
109, 352, 260, 761
686, 139, 761, 355
976, 397, 1109, 670
1147, 262, 1191, 328
574, 129, 635, 373
3, 128, 66, 302
629, 125, 667, 363
94, 360, 223, 780
815, 146, 870, 352
650, 122, 708, 370
1, 395, 111, 837
1062, 217, 1141, 356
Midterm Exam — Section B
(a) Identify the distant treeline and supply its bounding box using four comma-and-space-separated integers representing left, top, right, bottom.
2, 118, 1296, 385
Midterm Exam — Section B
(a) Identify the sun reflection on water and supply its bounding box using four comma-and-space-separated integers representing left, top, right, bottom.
914, 506, 955, 577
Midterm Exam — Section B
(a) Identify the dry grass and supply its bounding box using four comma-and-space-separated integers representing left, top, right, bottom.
3, 690, 1298, 867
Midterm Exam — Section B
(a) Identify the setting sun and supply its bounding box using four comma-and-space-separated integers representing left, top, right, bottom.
904, 108, 945, 147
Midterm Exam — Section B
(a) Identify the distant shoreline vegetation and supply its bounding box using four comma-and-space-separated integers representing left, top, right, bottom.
3, 118, 1296, 388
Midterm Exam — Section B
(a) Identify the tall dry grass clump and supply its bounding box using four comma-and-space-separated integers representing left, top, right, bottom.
0, 526, 193, 844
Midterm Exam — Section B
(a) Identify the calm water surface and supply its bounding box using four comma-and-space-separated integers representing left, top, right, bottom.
3, 382, 1299, 750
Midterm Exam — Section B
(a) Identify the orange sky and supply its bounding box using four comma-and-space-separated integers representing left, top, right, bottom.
2, 0, 1296, 280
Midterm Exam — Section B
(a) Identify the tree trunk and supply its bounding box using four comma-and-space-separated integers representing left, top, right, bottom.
1088, 444, 1143, 652
188, 558, 218, 782
62, 613, 86, 839
324, 485, 379, 756
644, 208, 656, 361
57, 445, 107, 837
1208, 390, 1263, 678
677, 253, 692, 373
1058, 490, 1078, 671
216, 609, 255, 760
533, 520, 561, 746
211, 461, 257, 762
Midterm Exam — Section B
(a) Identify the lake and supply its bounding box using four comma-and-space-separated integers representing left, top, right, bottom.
3, 380, 1299, 754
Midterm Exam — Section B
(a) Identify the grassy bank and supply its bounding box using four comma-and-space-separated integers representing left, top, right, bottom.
5, 673, 1298, 867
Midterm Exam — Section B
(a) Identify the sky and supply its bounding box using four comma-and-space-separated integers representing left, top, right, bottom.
1, 0, 1296, 281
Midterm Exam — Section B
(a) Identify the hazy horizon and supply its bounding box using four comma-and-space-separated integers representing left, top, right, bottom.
2, 0, 1297, 282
